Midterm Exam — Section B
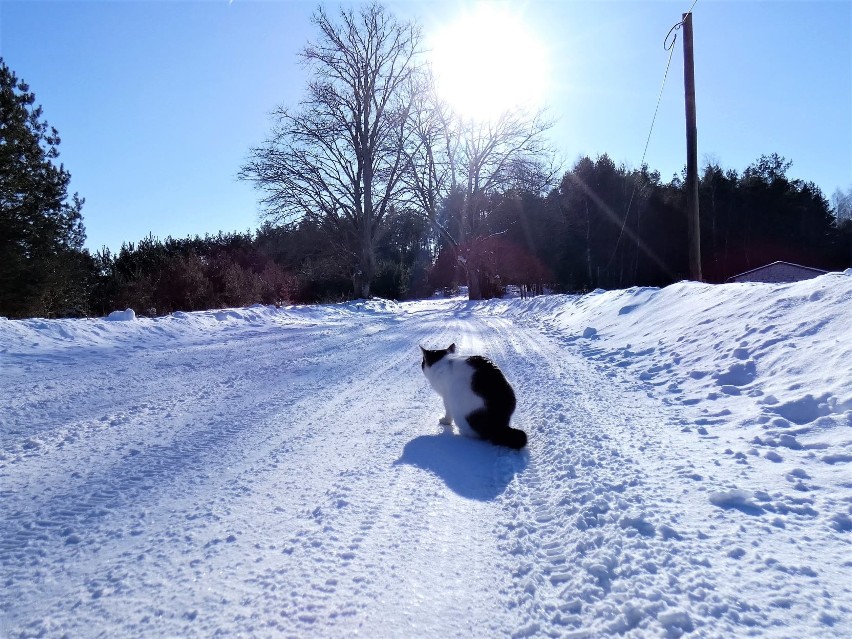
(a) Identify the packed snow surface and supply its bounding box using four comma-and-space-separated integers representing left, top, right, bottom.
2, 272, 851, 638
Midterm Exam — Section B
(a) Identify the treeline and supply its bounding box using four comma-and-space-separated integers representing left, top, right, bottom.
60, 213, 435, 318
429, 152, 850, 295
6, 151, 848, 319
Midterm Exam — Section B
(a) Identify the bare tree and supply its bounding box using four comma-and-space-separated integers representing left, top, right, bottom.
832, 185, 852, 224
399, 69, 457, 246
241, 3, 421, 298
402, 96, 556, 298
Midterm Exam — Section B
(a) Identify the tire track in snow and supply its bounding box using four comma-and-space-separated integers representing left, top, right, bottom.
0, 312, 446, 637
232, 306, 521, 638
2, 316, 412, 497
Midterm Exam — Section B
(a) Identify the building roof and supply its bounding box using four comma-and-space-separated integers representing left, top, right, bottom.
727, 261, 828, 282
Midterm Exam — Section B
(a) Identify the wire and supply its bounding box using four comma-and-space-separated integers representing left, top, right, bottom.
602, 0, 699, 274
664, 21, 681, 52
646, 0, 701, 167
643, 28, 679, 177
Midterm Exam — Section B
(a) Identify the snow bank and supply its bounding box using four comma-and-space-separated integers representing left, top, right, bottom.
105, 308, 136, 321
0, 299, 404, 355
480, 270, 852, 450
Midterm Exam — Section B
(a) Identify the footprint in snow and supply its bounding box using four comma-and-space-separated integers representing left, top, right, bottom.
709, 489, 765, 516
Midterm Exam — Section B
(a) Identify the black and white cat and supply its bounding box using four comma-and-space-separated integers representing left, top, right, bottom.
420, 343, 527, 449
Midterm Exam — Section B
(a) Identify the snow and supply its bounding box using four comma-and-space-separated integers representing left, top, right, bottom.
2, 272, 851, 638
105, 309, 136, 322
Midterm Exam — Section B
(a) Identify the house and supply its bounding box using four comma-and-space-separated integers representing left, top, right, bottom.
726, 261, 828, 284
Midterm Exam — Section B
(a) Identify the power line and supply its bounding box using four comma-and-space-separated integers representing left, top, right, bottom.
603, 0, 699, 274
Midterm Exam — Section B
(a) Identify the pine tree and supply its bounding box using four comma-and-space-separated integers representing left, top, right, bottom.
0, 57, 86, 317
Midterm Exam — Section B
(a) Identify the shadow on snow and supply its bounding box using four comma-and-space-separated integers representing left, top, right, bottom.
395, 427, 528, 501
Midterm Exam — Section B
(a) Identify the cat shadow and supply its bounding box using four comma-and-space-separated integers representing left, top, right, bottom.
394, 427, 529, 501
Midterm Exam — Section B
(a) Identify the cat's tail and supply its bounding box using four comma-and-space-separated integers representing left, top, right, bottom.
490, 427, 528, 450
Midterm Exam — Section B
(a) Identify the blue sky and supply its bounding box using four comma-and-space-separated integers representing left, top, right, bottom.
1, 0, 850, 254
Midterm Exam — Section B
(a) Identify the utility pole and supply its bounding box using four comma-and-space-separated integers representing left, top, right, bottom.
682, 11, 702, 281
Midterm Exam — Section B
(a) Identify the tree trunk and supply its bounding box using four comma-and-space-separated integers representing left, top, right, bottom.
353, 255, 371, 296
466, 266, 483, 300
353, 271, 370, 299
585, 200, 593, 287
354, 233, 375, 299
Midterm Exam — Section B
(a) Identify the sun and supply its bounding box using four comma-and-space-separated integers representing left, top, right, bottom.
429, 4, 550, 121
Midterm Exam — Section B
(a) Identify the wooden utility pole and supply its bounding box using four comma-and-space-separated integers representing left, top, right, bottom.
682, 12, 702, 281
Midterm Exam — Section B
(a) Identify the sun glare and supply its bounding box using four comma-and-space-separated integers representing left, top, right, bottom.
429, 4, 550, 121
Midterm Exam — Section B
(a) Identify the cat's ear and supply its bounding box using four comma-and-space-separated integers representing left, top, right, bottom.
447, 343, 456, 353
419, 345, 426, 354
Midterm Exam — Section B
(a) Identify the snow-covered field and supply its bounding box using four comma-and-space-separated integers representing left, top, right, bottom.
2, 272, 851, 638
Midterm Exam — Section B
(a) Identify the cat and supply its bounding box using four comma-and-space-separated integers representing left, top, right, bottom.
420, 343, 527, 449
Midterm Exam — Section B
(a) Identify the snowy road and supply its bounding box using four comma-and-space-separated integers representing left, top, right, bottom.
2, 287, 851, 638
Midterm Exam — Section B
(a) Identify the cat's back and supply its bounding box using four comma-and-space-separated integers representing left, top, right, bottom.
465, 355, 516, 410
